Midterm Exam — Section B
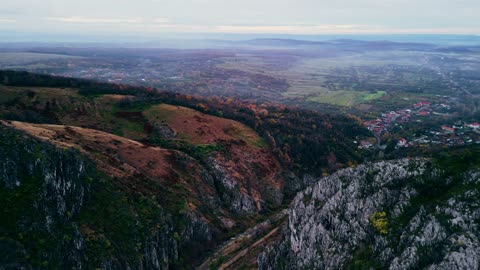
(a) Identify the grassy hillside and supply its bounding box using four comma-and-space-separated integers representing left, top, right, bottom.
0, 70, 370, 175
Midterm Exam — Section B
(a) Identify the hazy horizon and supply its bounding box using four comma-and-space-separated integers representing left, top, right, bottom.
1, 31, 480, 47
1, 0, 480, 42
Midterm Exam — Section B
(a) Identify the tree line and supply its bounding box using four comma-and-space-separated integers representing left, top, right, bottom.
0, 70, 370, 175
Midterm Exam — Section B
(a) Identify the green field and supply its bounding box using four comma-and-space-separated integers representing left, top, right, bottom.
307, 90, 386, 106
218, 51, 428, 106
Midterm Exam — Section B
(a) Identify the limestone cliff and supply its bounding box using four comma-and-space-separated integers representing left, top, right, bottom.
258, 159, 480, 269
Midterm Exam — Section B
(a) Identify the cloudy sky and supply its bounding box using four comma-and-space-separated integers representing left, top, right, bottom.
1, 0, 479, 36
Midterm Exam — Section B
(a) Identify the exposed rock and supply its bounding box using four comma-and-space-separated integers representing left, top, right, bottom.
153, 124, 177, 139
259, 159, 480, 270
208, 157, 264, 215
0, 125, 209, 269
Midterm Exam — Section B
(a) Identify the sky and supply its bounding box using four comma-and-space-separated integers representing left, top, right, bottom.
0, 0, 479, 38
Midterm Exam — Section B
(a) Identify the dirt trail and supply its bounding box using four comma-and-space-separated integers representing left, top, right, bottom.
218, 226, 280, 270
197, 210, 287, 270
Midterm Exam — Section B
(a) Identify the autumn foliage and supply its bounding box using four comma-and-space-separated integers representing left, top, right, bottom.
0, 70, 370, 175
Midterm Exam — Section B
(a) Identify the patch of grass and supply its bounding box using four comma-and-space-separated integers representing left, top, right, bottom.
145, 103, 268, 149
189, 144, 224, 159
234, 126, 269, 149
0, 85, 79, 102
362, 91, 387, 101
307, 90, 386, 106
88, 95, 154, 140
143, 103, 184, 123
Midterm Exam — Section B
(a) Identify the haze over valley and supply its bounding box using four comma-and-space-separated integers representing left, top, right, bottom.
1, 1, 480, 269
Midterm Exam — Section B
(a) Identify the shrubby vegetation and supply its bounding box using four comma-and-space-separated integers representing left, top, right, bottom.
0, 70, 370, 175
370, 211, 388, 235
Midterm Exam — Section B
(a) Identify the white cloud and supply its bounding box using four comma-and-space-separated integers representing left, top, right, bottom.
45, 16, 143, 24
2, 0, 479, 36
0, 18, 16, 23
152, 18, 170, 23
209, 25, 480, 35
136, 23, 369, 34
110, 22, 480, 35
212, 24, 367, 34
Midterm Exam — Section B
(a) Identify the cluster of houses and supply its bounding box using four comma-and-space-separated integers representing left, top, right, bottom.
397, 121, 480, 148
361, 98, 479, 150
362, 101, 438, 137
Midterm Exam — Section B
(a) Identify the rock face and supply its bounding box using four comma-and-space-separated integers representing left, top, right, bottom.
0, 125, 93, 269
0, 119, 288, 269
258, 159, 480, 270
0, 125, 214, 269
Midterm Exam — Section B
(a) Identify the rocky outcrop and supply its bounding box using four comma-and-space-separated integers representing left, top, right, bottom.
258, 159, 480, 270
209, 157, 258, 215
0, 125, 93, 269
0, 125, 213, 269
0, 118, 287, 269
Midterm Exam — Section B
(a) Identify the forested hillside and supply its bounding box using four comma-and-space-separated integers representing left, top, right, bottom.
0, 70, 369, 175
0, 70, 368, 268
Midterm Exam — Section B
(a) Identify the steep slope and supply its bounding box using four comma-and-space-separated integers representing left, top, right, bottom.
0, 117, 285, 269
2, 118, 283, 216
1, 120, 213, 201
0, 71, 372, 268
0, 70, 370, 176
0, 123, 212, 269
0, 82, 291, 268
258, 158, 480, 269
144, 104, 284, 214
0, 85, 286, 216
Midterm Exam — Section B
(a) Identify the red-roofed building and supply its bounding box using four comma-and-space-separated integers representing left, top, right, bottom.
397, 138, 407, 147
359, 140, 374, 149
418, 111, 429, 116
468, 123, 480, 129
441, 126, 455, 133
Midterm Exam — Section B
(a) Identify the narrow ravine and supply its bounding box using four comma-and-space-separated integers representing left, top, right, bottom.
197, 209, 288, 270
